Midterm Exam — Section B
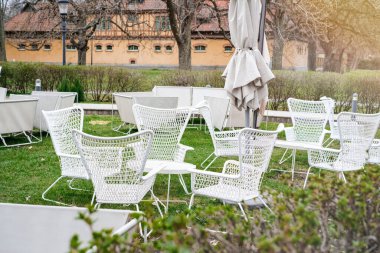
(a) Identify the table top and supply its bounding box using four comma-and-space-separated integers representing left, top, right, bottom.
145, 159, 196, 174
275, 140, 322, 150
0, 203, 138, 253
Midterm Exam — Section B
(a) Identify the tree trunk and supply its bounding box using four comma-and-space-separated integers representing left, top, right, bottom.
77, 48, 86, 65
0, 8, 7, 62
178, 38, 191, 71
307, 39, 316, 71
321, 42, 342, 73
272, 30, 284, 70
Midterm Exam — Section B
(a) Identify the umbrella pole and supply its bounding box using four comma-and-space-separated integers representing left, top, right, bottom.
245, 109, 250, 128
252, 0, 268, 129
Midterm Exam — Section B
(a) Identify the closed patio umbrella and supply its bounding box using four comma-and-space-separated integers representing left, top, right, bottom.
223, 0, 274, 128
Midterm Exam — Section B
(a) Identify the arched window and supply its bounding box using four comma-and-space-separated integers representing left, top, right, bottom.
130, 59, 137, 64
18, 44, 26, 51
43, 44, 52, 51
95, 44, 102, 51
106, 45, 113, 52
224, 45, 233, 53
165, 45, 173, 52
154, 45, 161, 52
128, 45, 139, 52
194, 45, 206, 52
31, 44, 39, 51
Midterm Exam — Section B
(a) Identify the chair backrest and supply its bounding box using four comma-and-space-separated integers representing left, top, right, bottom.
113, 94, 135, 124
235, 125, 284, 192
287, 98, 329, 144
133, 96, 178, 109
0, 87, 7, 101
133, 104, 192, 161
0, 98, 38, 135
204, 96, 230, 131
152, 86, 192, 107
337, 112, 380, 167
320, 96, 338, 136
72, 130, 153, 198
192, 87, 227, 106
43, 107, 84, 156
197, 102, 217, 148
56, 94, 76, 109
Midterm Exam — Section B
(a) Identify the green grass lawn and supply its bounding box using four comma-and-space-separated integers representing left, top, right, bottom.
0, 115, 377, 214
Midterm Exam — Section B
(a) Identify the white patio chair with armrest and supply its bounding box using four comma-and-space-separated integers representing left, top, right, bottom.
274, 98, 330, 180
304, 112, 380, 188
319, 96, 380, 164
112, 92, 154, 134
188, 125, 284, 221
0, 97, 40, 147
42, 106, 90, 206
72, 129, 164, 238
132, 104, 195, 212
196, 101, 240, 170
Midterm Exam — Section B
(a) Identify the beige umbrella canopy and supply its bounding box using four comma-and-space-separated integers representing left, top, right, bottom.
223, 0, 274, 127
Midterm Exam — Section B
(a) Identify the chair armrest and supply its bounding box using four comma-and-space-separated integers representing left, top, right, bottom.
308, 147, 341, 165
187, 167, 240, 179
284, 127, 296, 141
57, 153, 81, 159
141, 163, 166, 181
178, 144, 194, 151
214, 130, 241, 140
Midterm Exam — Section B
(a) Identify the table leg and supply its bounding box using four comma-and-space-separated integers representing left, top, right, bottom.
291, 149, 296, 181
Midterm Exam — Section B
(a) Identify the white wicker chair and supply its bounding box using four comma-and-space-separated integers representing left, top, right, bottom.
42, 106, 90, 205
188, 125, 284, 221
197, 101, 240, 170
275, 98, 329, 180
132, 104, 195, 212
304, 112, 380, 188
72, 129, 163, 215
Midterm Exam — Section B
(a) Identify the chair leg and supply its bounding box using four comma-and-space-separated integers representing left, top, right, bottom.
22, 131, 32, 144
201, 152, 218, 170
291, 149, 296, 181
91, 192, 96, 206
178, 174, 190, 195
238, 203, 248, 221
303, 166, 313, 189
165, 174, 171, 213
150, 190, 164, 218
42, 176, 72, 206
188, 194, 195, 210
257, 196, 274, 215
339, 172, 347, 183
279, 148, 293, 165
0, 134, 7, 146
68, 178, 90, 191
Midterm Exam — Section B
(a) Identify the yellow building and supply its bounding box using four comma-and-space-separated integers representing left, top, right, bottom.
5, 1, 309, 70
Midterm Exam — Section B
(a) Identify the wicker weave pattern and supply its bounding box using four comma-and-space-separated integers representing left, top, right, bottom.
191, 128, 280, 202
287, 98, 329, 144
73, 130, 155, 204
132, 105, 192, 162
43, 107, 88, 179
308, 112, 380, 172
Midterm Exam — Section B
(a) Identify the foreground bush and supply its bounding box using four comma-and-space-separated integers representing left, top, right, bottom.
71, 168, 380, 252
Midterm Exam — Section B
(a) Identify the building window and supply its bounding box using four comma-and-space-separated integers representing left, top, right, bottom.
128, 45, 139, 51
224, 45, 233, 53
154, 45, 161, 52
31, 44, 39, 51
194, 45, 206, 52
165, 45, 173, 52
130, 59, 136, 64
197, 17, 211, 25
106, 44, 113, 52
95, 44, 102, 51
297, 45, 306, 55
99, 18, 112, 30
155, 16, 171, 31
128, 14, 138, 23
66, 44, 76, 51
18, 44, 26, 51
43, 44, 51, 51
128, 0, 144, 3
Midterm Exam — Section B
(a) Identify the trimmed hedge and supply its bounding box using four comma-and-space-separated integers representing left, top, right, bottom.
1, 62, 379, 113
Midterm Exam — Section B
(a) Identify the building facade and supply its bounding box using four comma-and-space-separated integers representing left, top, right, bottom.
5, 1, 309, 70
